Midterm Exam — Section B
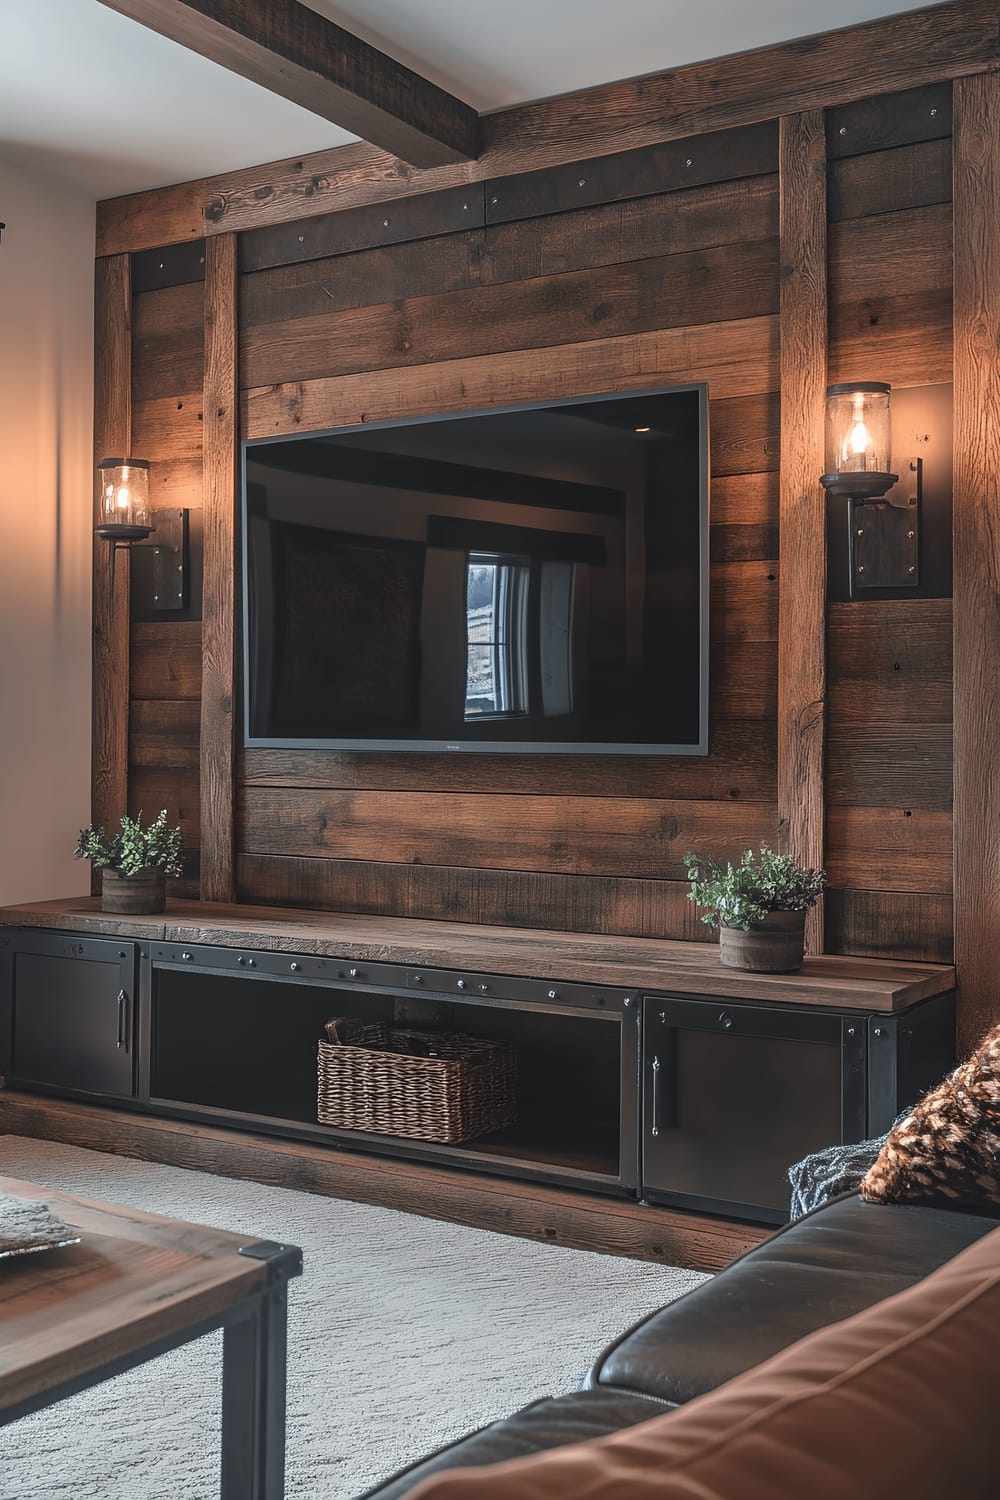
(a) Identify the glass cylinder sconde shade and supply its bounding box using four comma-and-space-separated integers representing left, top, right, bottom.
96, 457, 152, 540
821, 382, 897, 500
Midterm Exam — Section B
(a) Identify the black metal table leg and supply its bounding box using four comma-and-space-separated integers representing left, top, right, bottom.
221, 1241, 300, 1500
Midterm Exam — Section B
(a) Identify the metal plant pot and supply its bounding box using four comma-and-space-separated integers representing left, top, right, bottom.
101, 867, 166, 915
718, 909, 807, 973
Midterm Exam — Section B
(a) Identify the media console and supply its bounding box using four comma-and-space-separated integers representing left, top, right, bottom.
0, 899, 957, 1227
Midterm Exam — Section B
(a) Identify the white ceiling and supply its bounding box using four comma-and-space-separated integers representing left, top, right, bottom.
0, 0, 944, 201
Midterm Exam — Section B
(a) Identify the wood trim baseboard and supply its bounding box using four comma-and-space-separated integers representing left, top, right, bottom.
0, 1091, 766, 1272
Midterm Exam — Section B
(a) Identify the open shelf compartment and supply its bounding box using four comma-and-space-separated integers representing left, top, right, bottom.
148, 963, 629, 1189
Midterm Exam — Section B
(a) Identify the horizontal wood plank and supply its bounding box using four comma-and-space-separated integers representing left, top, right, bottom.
825, 807, 953, 894
148, 458, 203, 508
240, 183, 486, 272
709, 392, 780, 476
710, 559, 779, 640
825, 887, 953, 963
239, 175, 779, 328
825, 81, 952, 159
129, 699, 201, 768
240, 238, 779, 388
711, 521, 779, 564
829, 201, 952, 301
129, 765, 201, 852
826, 724, 952, 810
239, 718, 776, 802
237, 787, 780, 879
712, 640, 777, 719
485, 120, 778, 222
242, 316, 779, 439
828, 137, 952, 221
236, 854, 710, 942
826, 201, 953, 388
131, 282, 205, 403
827, 600, 953, 723
131, 393, 204, 460
131, 621, 202, 700
131, 239, 207, 293
710, 471, 778, 527
828, 287, 953, 389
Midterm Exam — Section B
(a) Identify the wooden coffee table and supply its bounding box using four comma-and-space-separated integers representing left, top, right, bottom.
0, 1175, 302, 1498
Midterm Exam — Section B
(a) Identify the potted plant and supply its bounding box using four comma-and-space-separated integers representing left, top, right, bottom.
683, 846, 827, 973
75, 810, 184, 915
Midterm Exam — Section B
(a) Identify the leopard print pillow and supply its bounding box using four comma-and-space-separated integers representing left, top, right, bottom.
860, 1022, 1000, 1212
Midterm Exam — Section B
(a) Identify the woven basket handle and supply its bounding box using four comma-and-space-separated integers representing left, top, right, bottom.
324, 1017, 388, 1047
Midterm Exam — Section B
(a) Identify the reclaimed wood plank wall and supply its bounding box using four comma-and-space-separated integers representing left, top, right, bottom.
94, 1, 1000, 1044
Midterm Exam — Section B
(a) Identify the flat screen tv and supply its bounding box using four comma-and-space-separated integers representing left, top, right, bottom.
241, 385, 709, 755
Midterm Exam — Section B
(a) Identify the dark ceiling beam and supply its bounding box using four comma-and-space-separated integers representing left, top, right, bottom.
96, 0, 479, 168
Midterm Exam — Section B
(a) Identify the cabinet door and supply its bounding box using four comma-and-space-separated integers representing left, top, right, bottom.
0, 931, 137, 1099
641, 997, 853, 1224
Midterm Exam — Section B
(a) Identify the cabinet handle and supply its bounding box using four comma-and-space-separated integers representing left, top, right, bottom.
117, 989, 130, 1052
650, 1054, 662, 1137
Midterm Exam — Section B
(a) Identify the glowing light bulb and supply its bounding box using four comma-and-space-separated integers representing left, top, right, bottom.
845, 396, 873, 469
116, 485, 131, 509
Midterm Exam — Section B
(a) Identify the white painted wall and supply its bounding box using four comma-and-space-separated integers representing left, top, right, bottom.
0, 161, 94, 903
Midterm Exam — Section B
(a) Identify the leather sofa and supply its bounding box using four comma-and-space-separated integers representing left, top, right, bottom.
362, 1193, 1000, 1498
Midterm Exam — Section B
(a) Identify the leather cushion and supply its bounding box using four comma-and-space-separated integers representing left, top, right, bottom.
404, 1224, 1000, 1500
591, 1193, 999, 1403
359, 1389, 675, 1500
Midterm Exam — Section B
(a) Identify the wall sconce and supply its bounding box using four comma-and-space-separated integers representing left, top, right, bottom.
96, 457, 152, 592
820, 382, 920, 594
821, 382, 896, 499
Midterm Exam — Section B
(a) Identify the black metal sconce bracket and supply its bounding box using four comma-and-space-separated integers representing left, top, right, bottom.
132, 509, 190, 612
848, 457, 922, 596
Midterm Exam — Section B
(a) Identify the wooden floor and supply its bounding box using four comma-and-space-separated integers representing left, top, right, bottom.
0, 1091, 768, 1273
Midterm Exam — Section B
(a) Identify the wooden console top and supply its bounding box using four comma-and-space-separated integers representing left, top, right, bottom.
0, 897, 954, 1013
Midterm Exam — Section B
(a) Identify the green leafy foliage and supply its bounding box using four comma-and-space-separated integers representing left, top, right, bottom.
684, 845, 827, 931
74, 810, 184, 880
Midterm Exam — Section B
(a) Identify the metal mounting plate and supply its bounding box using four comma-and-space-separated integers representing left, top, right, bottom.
134, 509, 189, 612
849, 457, 921, 595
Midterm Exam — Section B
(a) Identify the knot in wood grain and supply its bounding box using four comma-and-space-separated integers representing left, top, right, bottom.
795, 698, 825, 736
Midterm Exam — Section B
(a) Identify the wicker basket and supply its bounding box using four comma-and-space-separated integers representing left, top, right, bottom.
317, 1018, 515, 1144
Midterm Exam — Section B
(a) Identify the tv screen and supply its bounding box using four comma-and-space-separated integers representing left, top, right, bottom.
241, 385, 708, 755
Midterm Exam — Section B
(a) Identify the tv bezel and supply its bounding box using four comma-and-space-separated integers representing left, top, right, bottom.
240, 382, 710, 757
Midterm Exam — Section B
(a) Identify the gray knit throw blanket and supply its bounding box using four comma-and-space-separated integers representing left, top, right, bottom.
787, 1114, 908, 1219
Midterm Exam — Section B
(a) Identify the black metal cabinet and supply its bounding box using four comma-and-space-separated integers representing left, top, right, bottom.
0, 929, 137, 1100
640, 990, 955, 1225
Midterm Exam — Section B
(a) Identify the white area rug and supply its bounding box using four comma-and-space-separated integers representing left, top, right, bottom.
0, 1136, 707, 1499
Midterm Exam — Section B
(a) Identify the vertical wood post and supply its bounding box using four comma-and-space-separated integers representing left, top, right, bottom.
200, 233, 239, 903
778, 111, 829, 954
92, 254, 132, 867
953, 73, 1000, 1054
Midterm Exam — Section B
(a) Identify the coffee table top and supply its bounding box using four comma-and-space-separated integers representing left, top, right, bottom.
0, 1175, 301, 1418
